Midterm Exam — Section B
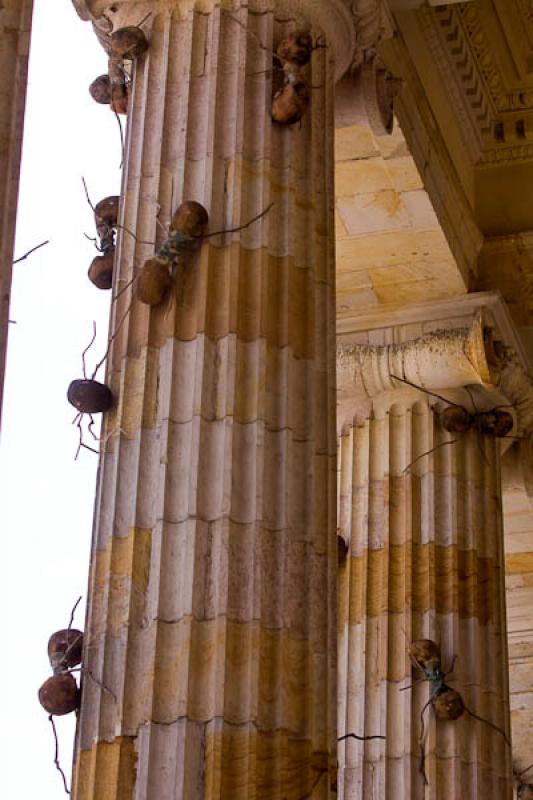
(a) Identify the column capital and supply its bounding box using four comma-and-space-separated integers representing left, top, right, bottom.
337, 311, 494, 401
338, 290, 533, 500
71, 0, 388, 81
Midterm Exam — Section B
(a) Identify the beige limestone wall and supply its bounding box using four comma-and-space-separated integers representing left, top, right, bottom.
0, 0, 33, 423
503, 482, 533, 779
335, 120, 467, 322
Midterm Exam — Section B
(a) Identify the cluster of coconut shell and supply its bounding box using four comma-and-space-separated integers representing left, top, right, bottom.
409, 638, 465, 721
38, 628, 83, 716
271, 31, 313, 125
89, 26, 149, 115
440, 404, 514, 437
88, 194, 120, 290
136, 200, 209, 306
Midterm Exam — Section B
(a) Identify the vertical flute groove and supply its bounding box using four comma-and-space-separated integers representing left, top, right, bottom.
73, 3, 336, 799
338, 392, 512, 799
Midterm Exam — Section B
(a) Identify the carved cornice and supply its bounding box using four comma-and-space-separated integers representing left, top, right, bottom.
419, 0, 533, 166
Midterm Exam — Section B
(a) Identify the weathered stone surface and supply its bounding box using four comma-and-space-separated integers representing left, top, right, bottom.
337, 306, 514, 798
72, 3, 337, 798
0, 0, 33, 422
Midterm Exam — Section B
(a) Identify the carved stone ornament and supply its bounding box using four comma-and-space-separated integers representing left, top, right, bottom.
337, 312, 495, 400
72, 0, 360, 81
351, 1, 400, 134
361, 54, 401, 135
338, 306, 533, 501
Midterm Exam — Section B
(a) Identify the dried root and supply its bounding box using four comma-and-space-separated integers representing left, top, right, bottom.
12, 239, 49, 264
48, 715, 71, 795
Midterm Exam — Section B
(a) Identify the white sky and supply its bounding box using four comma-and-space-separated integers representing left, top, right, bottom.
1, 2, 125, 795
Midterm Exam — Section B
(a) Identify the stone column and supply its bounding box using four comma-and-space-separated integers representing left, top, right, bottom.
71, 1, 351, 797
0, 0, 33, 423
337, 312, 513, 799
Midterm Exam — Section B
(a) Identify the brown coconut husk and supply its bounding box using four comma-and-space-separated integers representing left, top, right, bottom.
110, 82, 128, 115
48, 629, 84, 672
110, 27, 149, 60
67, 379, 113, 414
38, 673, 79, 716
136, 258, 172, 305
276, 31, 313, 66
88, 249, 114, 290
89, 74, 112, 104
94, 196, 120, 228
431, 687, 465, 721
171, 200, 209, 239
272, 81, 309, 125
441, 405, 472, 433
479, 409, 514, 438
409, 639, 441, 671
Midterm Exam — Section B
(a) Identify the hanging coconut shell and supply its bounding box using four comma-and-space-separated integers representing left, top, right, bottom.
110, 82, 128, 115
441, 405, 472, 434
110, 26, 149, 60
67, 379, 113, 414
38, 673, 80, 716
272, 81, 309, 125
89, 74, 112, 104
409, 639, 441, 671
137, 258, 172, 305
518, 784, 533, 800
88, 249, 115, 290
276, 31, 313, 66
94, 196, 120, 229
48, 629, 84, 672
171, 200, 209, 241
478, 409, 514, 438
431, 686, 465, 721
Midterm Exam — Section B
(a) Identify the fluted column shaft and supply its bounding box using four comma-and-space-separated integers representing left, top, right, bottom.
0, 0, 33, 423
338, 385, 513, 798
73, 3, 337, 799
